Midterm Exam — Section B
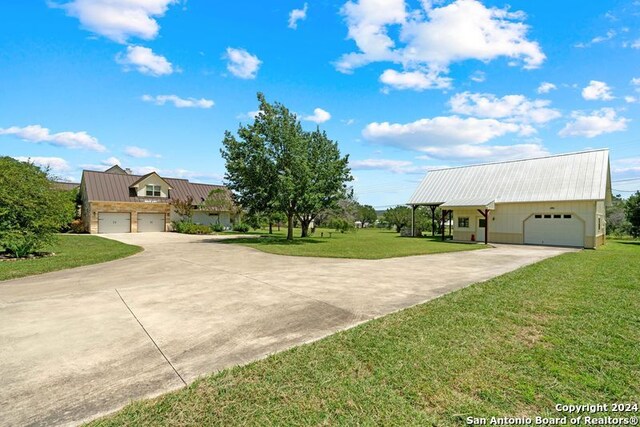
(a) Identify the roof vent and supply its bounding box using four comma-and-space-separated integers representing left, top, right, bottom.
125, 168, 132, 174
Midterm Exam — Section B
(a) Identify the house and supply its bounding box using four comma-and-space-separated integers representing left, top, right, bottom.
407, 149, 611, 248
80, 165, 235, 233
52, 181, 80, 191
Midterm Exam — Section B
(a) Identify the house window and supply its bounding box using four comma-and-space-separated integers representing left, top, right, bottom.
554, 214, 561, 218
564, 214, 572, 219
544, 214, 551, 219
598, 217, 602, 230
479, 218, 487, 228
145, 184, 161, 197
535, 214, 542, 219
458, 217, 470, 228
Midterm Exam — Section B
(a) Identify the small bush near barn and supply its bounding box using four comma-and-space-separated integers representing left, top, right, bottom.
172, 221, 211, 235
232, 223, 250, 233
210, 223, 225, 232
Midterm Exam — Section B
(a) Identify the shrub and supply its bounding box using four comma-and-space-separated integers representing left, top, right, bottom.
329, 218, 354, 233
211, 223, 224, 232
69, 219, 85, 234
0, 157, 75, 257
232, 223, 250, 233
173, 221, 211, 235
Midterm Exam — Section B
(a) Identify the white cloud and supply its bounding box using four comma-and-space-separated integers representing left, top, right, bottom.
612, 157, 640, 174
379, 69, 451, 91
124, 146, 161, 158
470, 70, 485, 83
141, 94, 214, 108
416, 143, 549, 162
625, 96, 637, 103
13, 156, 71, 173
350, 158, 423, 174
116, 45, 173, 76
342, 118, 356, 125
225, 47, 261, 79
631, 77, 640, 88
537, 82, 557, 94
288, 3, 308, 29
337, 0, 544, 89
449, 92, 561, 124
581, 80, 614, 101
236, 110, 262, 120
558, 108, 629, 138
0, 124, 106, 151
303, 108, 331, 124
128, 166, 223, 182
575, 29, 616, 48
363, 116, 523, 151
102, 156, 121, 166
56, 0, 178, 43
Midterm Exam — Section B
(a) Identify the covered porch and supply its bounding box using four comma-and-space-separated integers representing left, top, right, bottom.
408, 198, 495, 244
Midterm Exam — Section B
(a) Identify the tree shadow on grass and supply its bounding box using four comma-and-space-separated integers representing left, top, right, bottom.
214, 236, 327, 246
617, 240, 640, 246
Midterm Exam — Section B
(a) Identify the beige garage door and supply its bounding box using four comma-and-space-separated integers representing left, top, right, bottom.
524, 214, 584, 247
137, 213, 165, 232
98, 213, 131, 234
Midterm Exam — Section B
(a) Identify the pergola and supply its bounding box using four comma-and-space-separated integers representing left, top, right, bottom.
408, 198, 495, 244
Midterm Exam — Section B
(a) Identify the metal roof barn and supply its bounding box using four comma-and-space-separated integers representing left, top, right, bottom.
408, 149, 611, 206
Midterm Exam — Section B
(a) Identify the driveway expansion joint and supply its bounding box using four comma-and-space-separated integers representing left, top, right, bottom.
115, 288, 188, 387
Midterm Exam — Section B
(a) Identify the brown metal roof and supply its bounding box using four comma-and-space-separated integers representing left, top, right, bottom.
52, 181, 80, 191
81, 170, 230, 207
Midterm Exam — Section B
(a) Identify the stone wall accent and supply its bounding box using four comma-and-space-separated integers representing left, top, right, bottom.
87, 201, 170, 234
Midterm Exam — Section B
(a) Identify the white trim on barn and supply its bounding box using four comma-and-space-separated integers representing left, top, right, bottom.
407, 149, 611, 248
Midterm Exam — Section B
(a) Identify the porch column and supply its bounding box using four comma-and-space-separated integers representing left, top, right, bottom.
430, 205, 436, 237
411, 205, 417, 237
476, 208, 489, 245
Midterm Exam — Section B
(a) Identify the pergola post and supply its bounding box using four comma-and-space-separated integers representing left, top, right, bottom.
441, 209, 447, 241
430, 205, 436, 237
477, 208, 489, 245
449, 210, 452, 237
411, 205, 417, 237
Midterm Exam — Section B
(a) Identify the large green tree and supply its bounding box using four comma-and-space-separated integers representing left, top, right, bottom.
383, 205, 412, 233
221, 93, 351, 240
357, 204, 377, 227
0, 157, 75, 257
294, 128, 352, 237
625, 191, 640, 238
606, 194, 630, 236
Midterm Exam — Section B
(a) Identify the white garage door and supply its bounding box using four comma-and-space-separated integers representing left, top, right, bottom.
98, 213, 130, 234
524, 214, 584, 247
137, 213, 165, 232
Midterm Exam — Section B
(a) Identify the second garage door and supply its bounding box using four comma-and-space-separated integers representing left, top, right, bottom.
98, 213, 131, 234
137, 213, 165, 232
524, 214, 584, 247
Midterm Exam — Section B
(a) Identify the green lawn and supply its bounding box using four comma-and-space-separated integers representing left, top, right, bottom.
219, 227, 484, 259
89, 240, 640, 426
0, 235, 141, 281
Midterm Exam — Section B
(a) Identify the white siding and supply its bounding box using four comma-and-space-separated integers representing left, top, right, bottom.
452, 201, 598, 247
134, 175, 170, 198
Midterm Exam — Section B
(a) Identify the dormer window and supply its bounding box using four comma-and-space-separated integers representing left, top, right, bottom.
146, 184, 161, 197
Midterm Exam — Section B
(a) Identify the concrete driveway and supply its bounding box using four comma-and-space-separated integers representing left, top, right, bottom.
0, 233, 575, 426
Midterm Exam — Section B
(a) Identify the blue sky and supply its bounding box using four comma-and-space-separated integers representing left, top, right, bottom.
1, 0, 639, 208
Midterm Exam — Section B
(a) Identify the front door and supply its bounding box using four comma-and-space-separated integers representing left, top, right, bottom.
477, 217, 486, 242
